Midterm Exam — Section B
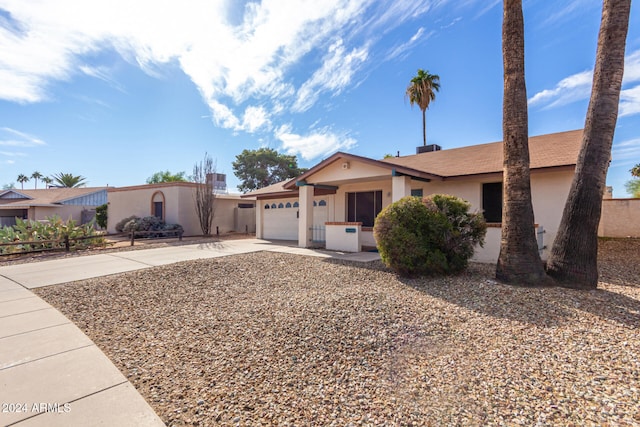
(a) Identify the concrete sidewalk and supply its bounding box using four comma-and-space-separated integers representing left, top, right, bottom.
0, 239, 379, 426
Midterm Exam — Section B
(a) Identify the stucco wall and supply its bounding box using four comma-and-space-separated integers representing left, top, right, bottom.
598, 198, 640, 238
410, 170, 574, 260
32, 205, 88, 223
108, 184, 255, 236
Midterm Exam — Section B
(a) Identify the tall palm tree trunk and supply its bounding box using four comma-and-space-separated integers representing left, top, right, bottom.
496, 0, 548, 285
546, 0, 631, 289
422, 109, 427, 146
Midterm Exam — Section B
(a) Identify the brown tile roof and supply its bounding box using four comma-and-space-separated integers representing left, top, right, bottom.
382, 129, 583, 178
0, 187, 106, 208
241, 180, 297, 198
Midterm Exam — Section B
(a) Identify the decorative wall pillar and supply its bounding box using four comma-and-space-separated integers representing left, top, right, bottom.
298, 185, 314, 247
392, 175, 412, 202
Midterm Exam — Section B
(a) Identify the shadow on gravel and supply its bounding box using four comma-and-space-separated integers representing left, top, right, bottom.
325, 257, 640, 329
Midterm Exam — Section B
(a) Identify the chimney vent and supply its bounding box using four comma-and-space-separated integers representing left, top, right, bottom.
416, 144, 442, 154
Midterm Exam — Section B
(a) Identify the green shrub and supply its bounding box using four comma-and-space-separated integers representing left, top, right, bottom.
95, 204, 108, 229
373, 195, 487, 276
115, 215, 139, 232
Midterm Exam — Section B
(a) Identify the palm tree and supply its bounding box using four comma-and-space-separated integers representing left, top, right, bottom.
496, 0, 548, 286
31, 171, 43, 189
546, 0, 631, 289
406, 69, 440, 146
17, 174, 29, 190
41, 176, 53, 188
52, 172, 87, 188
631, 164, 640, 178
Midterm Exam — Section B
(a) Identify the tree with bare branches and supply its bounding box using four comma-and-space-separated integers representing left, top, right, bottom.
193, 153, 217, 236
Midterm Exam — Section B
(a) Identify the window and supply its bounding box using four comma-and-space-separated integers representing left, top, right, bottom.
347, 190, 383, 227
151, 191, 165, 220
153, 202, 163, 219
482, 182, 502, 223
411, 189, 423, 198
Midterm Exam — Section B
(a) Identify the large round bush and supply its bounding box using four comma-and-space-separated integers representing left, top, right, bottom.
373, 195, 487, 276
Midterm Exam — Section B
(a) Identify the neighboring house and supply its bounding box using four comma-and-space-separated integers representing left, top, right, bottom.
107, 182, 256, 236
243, 129, 584, 262
0, 187, 108, 227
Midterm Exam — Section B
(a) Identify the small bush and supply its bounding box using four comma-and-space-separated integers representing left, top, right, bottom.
95, 204, 108, 229
115, 215, 183, 237
373, 195, 486, 277
115, 215, 139, 232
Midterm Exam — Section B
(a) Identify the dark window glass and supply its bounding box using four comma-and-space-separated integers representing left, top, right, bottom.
346, 191, 383, 227
411, 189, 423, 198
482, 182, 502, 223
154, 201, 163, 219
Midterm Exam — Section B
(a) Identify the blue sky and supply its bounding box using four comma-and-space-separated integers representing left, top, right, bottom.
0, 0, 638, 196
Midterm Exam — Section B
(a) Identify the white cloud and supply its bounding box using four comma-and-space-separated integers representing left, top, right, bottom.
620, 86, 640, 117
612, 138, 640, 163
241, 106, 271, 133
528, 49, 640, 116
275, 125, 357, 161
292, 39, 369, 113
0, 127, 46, 146
79, 65, 126, 93
528, 70, 593, 108
386, 27, 434, 61
0, 0, 443, 159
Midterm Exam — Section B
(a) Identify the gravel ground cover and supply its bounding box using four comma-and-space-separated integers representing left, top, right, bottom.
34, 239, 640, 426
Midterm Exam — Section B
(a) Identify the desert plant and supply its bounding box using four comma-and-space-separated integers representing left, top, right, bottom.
374, 195, 486, 277
0, 215, 105, 254
95, 204, 108, 229
115, 215, 139, 233
115, 215, 183, 238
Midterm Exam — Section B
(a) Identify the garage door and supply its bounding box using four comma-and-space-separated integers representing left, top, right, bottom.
263, 200, 298, 240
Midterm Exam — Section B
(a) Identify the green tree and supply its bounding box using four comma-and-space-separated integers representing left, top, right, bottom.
52, 173, 87, 188
232, 148, 307, 193
2, 183, 14, 190
146, 170, 188, 184
626, 179, 640, 197
496, 0, 548, 286
626, 164, 640, 197
406, 69, 440, 146
17, 174, 29, 190
546, 0, 631, 289
31, 171, 43, 189
41, 176, 53, 188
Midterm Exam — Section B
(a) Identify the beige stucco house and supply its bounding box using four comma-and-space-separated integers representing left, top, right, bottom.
107, 182, 255, 236
244, 129, 584, 262
0, 187, 107, 227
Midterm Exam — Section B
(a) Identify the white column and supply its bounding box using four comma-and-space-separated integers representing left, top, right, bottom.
298, 185, 314, 247
255, 200, 263, 239
392, 175, 412, 202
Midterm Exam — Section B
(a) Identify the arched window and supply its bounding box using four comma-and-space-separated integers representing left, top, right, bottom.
271, 203, 277, 209
265, 204, 270, 209
278, 203, 284, 208
318, 200, 327, 206
313, 201, 317, 207
285, 202, 292, 208
151, 191, 165, 220
293, 201, 299, 208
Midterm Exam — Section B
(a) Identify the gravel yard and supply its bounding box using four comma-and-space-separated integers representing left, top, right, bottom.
35, 239, 640, 426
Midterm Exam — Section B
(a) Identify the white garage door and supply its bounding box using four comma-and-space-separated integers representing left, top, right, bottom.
262, 198, 330, 241
263, 200, 298, 240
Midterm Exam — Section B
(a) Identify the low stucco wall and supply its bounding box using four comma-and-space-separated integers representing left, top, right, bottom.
108, 183, 255, 236
598, 198, 640, 238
